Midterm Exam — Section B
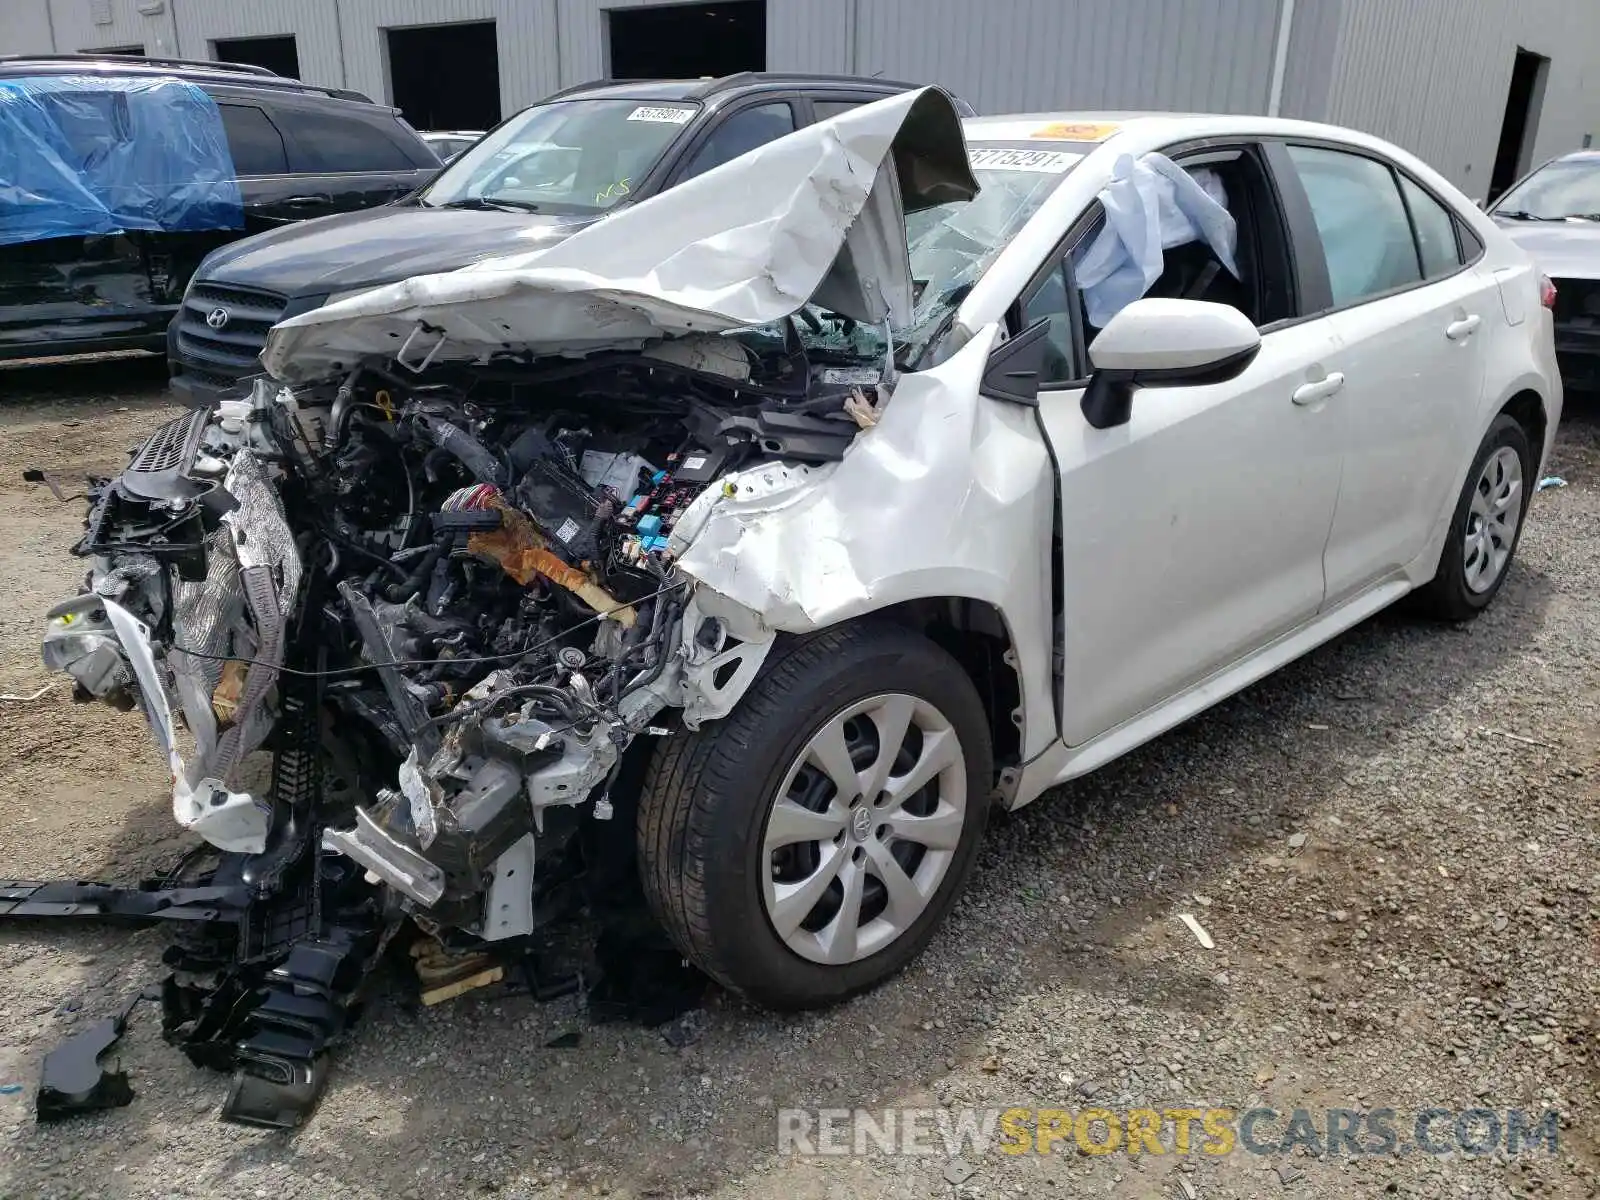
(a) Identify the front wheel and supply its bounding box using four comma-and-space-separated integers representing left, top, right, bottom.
636, 622, 993, 1010
1416, 414, 1534, 620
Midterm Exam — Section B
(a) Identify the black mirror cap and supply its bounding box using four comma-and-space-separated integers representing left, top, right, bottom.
1080, 342, 1261, 430
979, 318, 1052, 407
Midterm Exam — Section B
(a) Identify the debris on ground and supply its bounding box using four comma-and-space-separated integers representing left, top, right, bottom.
1538, 476, 1568, 490
35, 993, 140, 1122
0, 683, 55, 703
1177, 913, 1215, 949
943, 1157, 978, 1185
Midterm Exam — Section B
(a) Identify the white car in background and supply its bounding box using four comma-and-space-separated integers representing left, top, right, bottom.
420, 129, 486, 163
1488, 148, 1600, 391
48, 93, 1563, 1013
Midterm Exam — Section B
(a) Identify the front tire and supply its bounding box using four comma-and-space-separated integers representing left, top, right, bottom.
1417, 414, 1533, 620
636, 621, 993, 1010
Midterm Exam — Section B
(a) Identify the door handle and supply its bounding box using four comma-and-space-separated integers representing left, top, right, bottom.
281, 195, 329, 208
1292, 372, 1345, 406
1446, 314, 1482, 340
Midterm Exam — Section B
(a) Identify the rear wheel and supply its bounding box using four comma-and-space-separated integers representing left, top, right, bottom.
636, 622, 992, 1010
1417, 414, 1533, 620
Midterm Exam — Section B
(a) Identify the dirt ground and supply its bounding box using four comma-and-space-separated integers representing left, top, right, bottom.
0, 355, 1595, 1200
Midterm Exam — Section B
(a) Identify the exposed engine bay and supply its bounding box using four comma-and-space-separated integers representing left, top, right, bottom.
23, 325, 887, 1123
47, 327, 888, 888
13, 84, 986, 1128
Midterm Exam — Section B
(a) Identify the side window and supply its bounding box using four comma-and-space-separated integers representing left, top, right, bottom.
814, 100, 866, 120
1020, 261, 1079, 384
679, 102, 796, 182
218, 103, 288, 176
1286, 145, 1422, 306
1398, 174, 1463, 278
273, 107, 415, 173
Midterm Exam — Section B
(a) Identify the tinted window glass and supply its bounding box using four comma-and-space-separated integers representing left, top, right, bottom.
1288, 145, 1421, 306
1400, 175, 1461, 278
274, 107, 414, 172
218, 103, 288, 176
680, 102, 796, 181
814, 100, 866, 120
1021, 263, 1078, 383
35, 92, 129, 161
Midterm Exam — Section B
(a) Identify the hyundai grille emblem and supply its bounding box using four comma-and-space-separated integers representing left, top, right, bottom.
206, 307, 230, 330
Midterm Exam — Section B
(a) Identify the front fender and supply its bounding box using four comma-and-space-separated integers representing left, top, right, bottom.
673, 324, 1059, 758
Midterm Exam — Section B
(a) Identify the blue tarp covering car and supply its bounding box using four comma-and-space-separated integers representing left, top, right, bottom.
0, 73, 243, 248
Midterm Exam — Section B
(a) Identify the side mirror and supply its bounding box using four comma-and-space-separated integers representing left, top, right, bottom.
1081, 298, 1261, 429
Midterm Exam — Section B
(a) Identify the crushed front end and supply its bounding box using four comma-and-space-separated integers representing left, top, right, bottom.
23, 85, 981, 1126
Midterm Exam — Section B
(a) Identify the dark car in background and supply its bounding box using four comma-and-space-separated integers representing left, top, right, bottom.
0, 54, 438, 363
167, 72, 976, 405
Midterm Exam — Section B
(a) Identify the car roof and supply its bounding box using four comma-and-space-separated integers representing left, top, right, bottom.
545, 72, 930, 105
963, 110, 1450, 161
0, 53, 381, 107
1553, 150, 1600, 164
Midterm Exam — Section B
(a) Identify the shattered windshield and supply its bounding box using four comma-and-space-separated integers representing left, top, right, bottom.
420, 98, 700, 214
1492, 156, 1600, 221
760, 144, 1083, 364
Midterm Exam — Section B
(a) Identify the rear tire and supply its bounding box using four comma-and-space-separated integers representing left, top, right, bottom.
1416, 414, 1533, 620
636, 621, 992, 1010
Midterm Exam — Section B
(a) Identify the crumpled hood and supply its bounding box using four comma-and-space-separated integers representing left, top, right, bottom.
204, 205, 595, 297
1497, 219, 1600, 280
261, 87, 978, 383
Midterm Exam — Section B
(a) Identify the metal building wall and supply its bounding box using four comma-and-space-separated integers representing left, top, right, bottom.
39, 0, 180, 55
0, 1, 57, 55
548, 0, 1284, 113
848, 0, 1283, 115
1312, 0, 1600, 195
170, 1, 347, 91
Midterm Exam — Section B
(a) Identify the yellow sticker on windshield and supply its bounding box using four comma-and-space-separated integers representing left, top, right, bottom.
1032, 121, 1119, 142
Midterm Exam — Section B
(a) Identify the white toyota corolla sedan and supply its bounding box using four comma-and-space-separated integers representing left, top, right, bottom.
46, 91, 1562, 1017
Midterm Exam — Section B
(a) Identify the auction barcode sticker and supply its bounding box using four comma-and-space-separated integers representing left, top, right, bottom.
967, 147, 1080, 174
627, 105, 695, 124
554, 518, 581, 544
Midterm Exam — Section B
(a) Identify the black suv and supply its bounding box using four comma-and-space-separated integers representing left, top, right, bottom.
167, 72, 975, 405
0, 54, 438, 364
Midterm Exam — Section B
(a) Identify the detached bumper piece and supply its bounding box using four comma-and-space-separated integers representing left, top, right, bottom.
7, 671, 394, 1131
35, 994, 142, 1123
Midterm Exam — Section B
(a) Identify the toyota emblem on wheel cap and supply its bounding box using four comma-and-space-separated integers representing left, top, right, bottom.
206, 308, 230, 330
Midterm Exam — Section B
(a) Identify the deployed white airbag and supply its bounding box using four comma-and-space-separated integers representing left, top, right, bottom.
1076, 152, 1238, 328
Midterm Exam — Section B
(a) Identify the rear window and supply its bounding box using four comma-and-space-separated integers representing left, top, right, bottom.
218, 103, 288, 176
272, 106, 424, 173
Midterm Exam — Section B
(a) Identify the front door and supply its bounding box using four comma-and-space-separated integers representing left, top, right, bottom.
1026, 141, 1348, 745
1038, 321, 1347, 745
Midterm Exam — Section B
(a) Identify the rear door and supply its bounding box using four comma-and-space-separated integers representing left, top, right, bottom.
1274, 142, 1494, 603
261, 99, 437, 216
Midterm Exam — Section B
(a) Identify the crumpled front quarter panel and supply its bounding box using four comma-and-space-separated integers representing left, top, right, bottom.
675, 325, 1058, 758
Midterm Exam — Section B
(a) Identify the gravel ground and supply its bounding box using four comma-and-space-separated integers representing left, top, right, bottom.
0, 357, 1595, 1200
